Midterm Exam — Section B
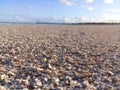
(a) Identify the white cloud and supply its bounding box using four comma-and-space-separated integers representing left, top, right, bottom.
25, 15, 120, 23
104, 0, 114, 4
63, 17, 80, 23
34, 16, 95, 23
49, 16, 120, 23
87, 7, 93, 11
101, 8, 120, 22
60, 0, 76, 6
101, 13, 120, 22
15, 16, 24, 21
62, 17, 94, 23
85, 0, 94, 3
61, 15, 120, 23
102, 8, 120, 13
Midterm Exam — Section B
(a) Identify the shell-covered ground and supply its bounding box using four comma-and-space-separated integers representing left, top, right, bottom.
0, 24, 120, 90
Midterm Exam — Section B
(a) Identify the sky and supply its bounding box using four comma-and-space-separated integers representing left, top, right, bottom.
0, 0, 120, 23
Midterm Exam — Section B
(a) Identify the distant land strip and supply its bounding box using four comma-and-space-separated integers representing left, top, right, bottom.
0, 22, 120, 25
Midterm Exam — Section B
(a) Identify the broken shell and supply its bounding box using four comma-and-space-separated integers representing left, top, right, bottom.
0, 74, 8, 80
35, 78, 42, 86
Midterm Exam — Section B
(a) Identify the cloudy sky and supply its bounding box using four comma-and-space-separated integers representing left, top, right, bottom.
0, 0, 120, 23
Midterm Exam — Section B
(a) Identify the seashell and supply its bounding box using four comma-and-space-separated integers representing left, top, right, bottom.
52, 69, 58, 76
10, 68, 18, 73
0, 86, 6, 90
0, 74, 8, 80
104, 77, 112, 83
83, 80, 96, 90
10, 48, 16, 54
53, 77, 59, 87
105, 70, 114, 76
112, 76, 120, 84
7, 71, 15, 76
48, 64, 52, 69
36, 67, 43, 72
52, 54, 58, 60
67, 57, 76, 64
22, 88, 29, 90
42, 58, 47, 62
70, 80, 77, 86
0, 65, 6, 72
46, 69, 52, 75
11, 59, 21, 65
35, 78, 42, 86
44, 77, 48, 82
4, 78, 10, 83
21, 79, 29, 86
53, 81, 59, 87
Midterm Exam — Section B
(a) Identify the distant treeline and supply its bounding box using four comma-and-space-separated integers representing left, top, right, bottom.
36, 22, 120, 25
1, 22, 120, 25
77, 22, 120, 25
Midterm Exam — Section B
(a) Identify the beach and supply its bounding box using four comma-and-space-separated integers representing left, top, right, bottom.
0, 24, 120, 89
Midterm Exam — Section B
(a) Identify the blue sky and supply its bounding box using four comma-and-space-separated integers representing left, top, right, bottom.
0, 0, 120, 23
